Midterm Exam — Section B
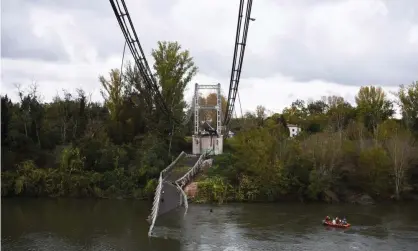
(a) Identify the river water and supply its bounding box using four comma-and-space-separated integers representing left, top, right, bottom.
2, 198, 418, 251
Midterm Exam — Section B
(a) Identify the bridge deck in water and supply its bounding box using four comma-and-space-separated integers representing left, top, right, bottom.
158, 155, 199, 217
148, 152, 213, 236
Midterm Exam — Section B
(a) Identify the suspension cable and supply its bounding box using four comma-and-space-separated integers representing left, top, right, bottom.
224, 0, 254, 126
109, 0, 177, 123
237, 90, 243, 118
119, 41, 127, 84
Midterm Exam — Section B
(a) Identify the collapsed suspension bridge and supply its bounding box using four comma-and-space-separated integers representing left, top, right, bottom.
108, 0, 254, 236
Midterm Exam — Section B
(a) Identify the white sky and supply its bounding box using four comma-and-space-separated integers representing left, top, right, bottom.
1, 0, 417, 115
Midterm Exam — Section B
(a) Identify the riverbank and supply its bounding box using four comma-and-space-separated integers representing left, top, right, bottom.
0, 162, 157, 200
187, 179, 418, 205
3, 168, 417, 206
184, 153, 418, 205
2, 158, 418, 205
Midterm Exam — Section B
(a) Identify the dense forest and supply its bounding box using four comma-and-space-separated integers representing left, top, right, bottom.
199, 83, 418, 204
1, 41, 418, 204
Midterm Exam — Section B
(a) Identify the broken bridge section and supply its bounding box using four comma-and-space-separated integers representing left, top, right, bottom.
164, 155, 200, 183
158, 155, 199, 217
147, 151, 213, 236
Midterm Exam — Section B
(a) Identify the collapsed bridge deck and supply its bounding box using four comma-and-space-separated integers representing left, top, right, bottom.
147, 151, 213, 236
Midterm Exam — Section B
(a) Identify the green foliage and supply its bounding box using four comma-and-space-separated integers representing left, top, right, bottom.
396, 81, 418, 135
195, 176, 232, 204
194, 83, 418, 203
59, 147, 85, 173
1, 41, 196, 199
355, 86, 394, 134
206, 153, 239, 184
100, 69, 125, 122
307, 169, 331, 200
1, 43, 417, 205
357, 146, 392, 196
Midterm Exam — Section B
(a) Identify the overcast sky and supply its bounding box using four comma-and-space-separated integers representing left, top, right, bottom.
1, 0, 418, 114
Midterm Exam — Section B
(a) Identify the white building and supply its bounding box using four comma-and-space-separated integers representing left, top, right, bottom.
287, 124, 301, 138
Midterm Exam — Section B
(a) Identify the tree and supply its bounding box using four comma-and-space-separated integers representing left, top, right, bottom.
2, 52, 418, 203
345, 120, 370, 149
282, 99, 307, 124
73, 89, 87, 140
0, 41, 201, 198
301, 132, 343, 199
357, 146, 391, 195
307, 99, 328, 115
152, 41, 198, 121
384, 129, 416, 200
99, 69, 125, 122
54, 91, 73, 144
229, 124, 289, 200
1, 95, 12, 146
255, 105, 267, 126
325, 96, 355, 135
396, 81, 418, 134
124, 62, 153, 113
150, 41, 198, 158
355, 86, 394, 137
17, 84, 44, 146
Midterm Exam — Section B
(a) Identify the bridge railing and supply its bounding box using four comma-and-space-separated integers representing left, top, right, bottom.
175, 149, 213, 188
161, 151, 187, 179
148, 172, 163, 237
148, 149, 214, 237
147, 151, 187, 237
176, 182, 189, 214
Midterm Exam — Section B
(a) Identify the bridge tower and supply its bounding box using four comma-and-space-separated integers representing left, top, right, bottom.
192, 83, 223, 155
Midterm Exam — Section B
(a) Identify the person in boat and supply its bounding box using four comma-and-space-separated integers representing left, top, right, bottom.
332, 218, 336, 224
324, 216, 331, 222
341, 217, 347, 225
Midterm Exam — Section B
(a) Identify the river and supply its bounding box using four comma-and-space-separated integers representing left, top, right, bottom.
2, 198, 418, 251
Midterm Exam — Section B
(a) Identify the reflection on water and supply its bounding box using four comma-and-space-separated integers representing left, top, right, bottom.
2, 198, 418, 251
